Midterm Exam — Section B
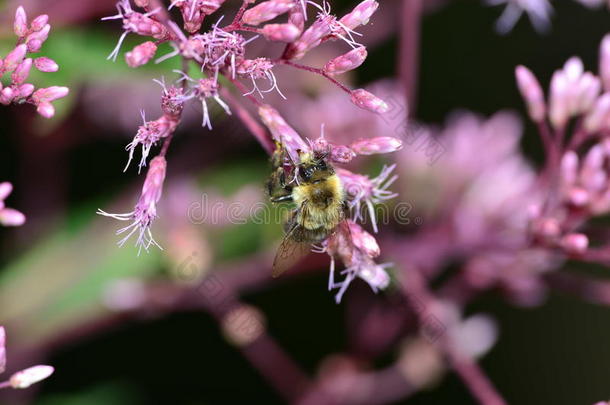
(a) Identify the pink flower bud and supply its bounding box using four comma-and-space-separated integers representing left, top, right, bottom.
259, 105, 309, 161
125, 41, 158, 68
9, 365, 54, 388
0, 182, 13, 201
584, 93, 610, 133
549, 71, 569, 130
339, 0, 379, 30
311, 136, 329, 153
242, 0, 294, 25
30, 14, 49, 32
16, 83, 34, 99
34, 57, 59, 72
11, 58, 32, 85
3, 44, 27, 73
0, 87, 15, 105
351, 136, 403, 155
200, 0, 227, 15
583, 144, 604, 173
124, 14, 167, 39
579, 73, 602, 114
0, 208, 26, 226
350, 89, 389, 114
285, 18, 332, 60
174, 2, 205, 33
288, 7, 305, 33
134, 0, 150, 7
330, 145, 356, 163
568, 187, 590, 207
36, 102, 55, 118
565, 57, 584, 80
579, 145, 607, 193
531, 217, 561, 242
14, 6, 28, 38
26, 24, 50, 52
560, 151, 579, 188
324, 47, 368, 76
136, 156, 167, 218
261, 23, 301, 42
515, 65, 546, 122
592, 189, 610, 214
32, 86, 69, 103
25, 39, 42, 53
560, 233, 589, 255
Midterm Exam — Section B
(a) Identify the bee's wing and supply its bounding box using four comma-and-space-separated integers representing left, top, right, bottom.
271, 233, 312, 278
272, 204, 311, 278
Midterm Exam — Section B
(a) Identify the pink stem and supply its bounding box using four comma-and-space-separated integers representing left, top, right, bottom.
159, 133, 174, 157
276, 59, 352, 94
397, 267, 507, 405
537, 121, 555, 163
220, 86, 275, 155
229, 0, 252, 27
447, 351, 507, 405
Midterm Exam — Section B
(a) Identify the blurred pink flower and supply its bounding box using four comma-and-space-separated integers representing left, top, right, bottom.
0, 182, 25, 227
515, 36, 610, 263
0, 326, 54, 390
485, 0, 552, 33
400, 111, 539, 248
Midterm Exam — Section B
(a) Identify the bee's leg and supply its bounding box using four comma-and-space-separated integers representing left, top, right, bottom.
271, 194, 293, 203
328, 257, 336, 291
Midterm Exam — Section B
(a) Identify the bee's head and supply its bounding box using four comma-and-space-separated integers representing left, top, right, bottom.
298, 153, 333, 183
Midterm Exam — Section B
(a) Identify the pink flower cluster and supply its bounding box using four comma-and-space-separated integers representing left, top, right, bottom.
0, 326, 54, 390
99, 0, 391, 265
1, 6, 68, 118
516, 34, 610, 261
102, 0, 386, 131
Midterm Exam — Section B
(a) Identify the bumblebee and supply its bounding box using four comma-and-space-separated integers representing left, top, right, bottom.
267, 144, 345, 277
